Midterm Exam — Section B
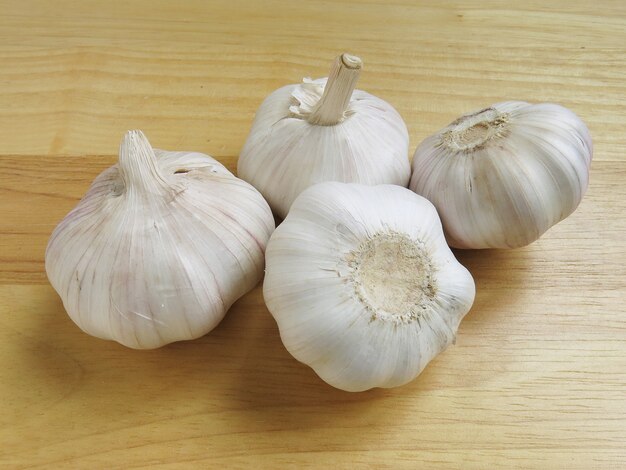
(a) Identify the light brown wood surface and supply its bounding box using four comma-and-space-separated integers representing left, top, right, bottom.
1, 1, 625, 468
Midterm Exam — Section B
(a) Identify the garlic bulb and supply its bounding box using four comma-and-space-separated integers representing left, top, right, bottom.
409, 101, 592, 249
263, 183, 475, 392
46, 130, 274, 349
238, 53, 410, 219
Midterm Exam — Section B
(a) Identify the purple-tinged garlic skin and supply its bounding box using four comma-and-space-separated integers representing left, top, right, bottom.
264, 183, 475, 392
410, 101, 592, 249
46, 130, 274, 349
238, 54, 410, 219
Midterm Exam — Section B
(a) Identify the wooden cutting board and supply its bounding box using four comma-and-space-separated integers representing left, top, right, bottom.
1, 1, 624, 468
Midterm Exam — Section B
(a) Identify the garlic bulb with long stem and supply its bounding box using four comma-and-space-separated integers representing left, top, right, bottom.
263, 182, 475, 392
46, 130, 274, 349
238, 53, 410, 219
409, 101, 592, 249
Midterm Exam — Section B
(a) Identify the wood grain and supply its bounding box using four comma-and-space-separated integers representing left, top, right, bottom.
1, 1, 625, 468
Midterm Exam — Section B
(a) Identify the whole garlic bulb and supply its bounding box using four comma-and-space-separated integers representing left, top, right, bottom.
238, 53, 410, 219
263, 183, 475, 392
409, 101, 592, 249
46, 130, 274, 349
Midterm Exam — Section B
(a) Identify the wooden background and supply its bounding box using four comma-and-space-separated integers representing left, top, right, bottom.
1, 0, 625, 468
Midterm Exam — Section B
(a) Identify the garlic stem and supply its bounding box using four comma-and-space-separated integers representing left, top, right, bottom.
308, 53, 362, 126
118, 130, 170, 194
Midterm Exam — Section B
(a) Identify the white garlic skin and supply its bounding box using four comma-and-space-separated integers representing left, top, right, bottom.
409, 101, 593, 249
238, 76, 410, 219
263, 183, 475, 392
45, 131, 274, 349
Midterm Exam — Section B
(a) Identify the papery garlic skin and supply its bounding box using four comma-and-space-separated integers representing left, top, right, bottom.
263, 183, 475, 392
238, 54, 410, 219
46, 131, 274, 349
409, 101, 592, 249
